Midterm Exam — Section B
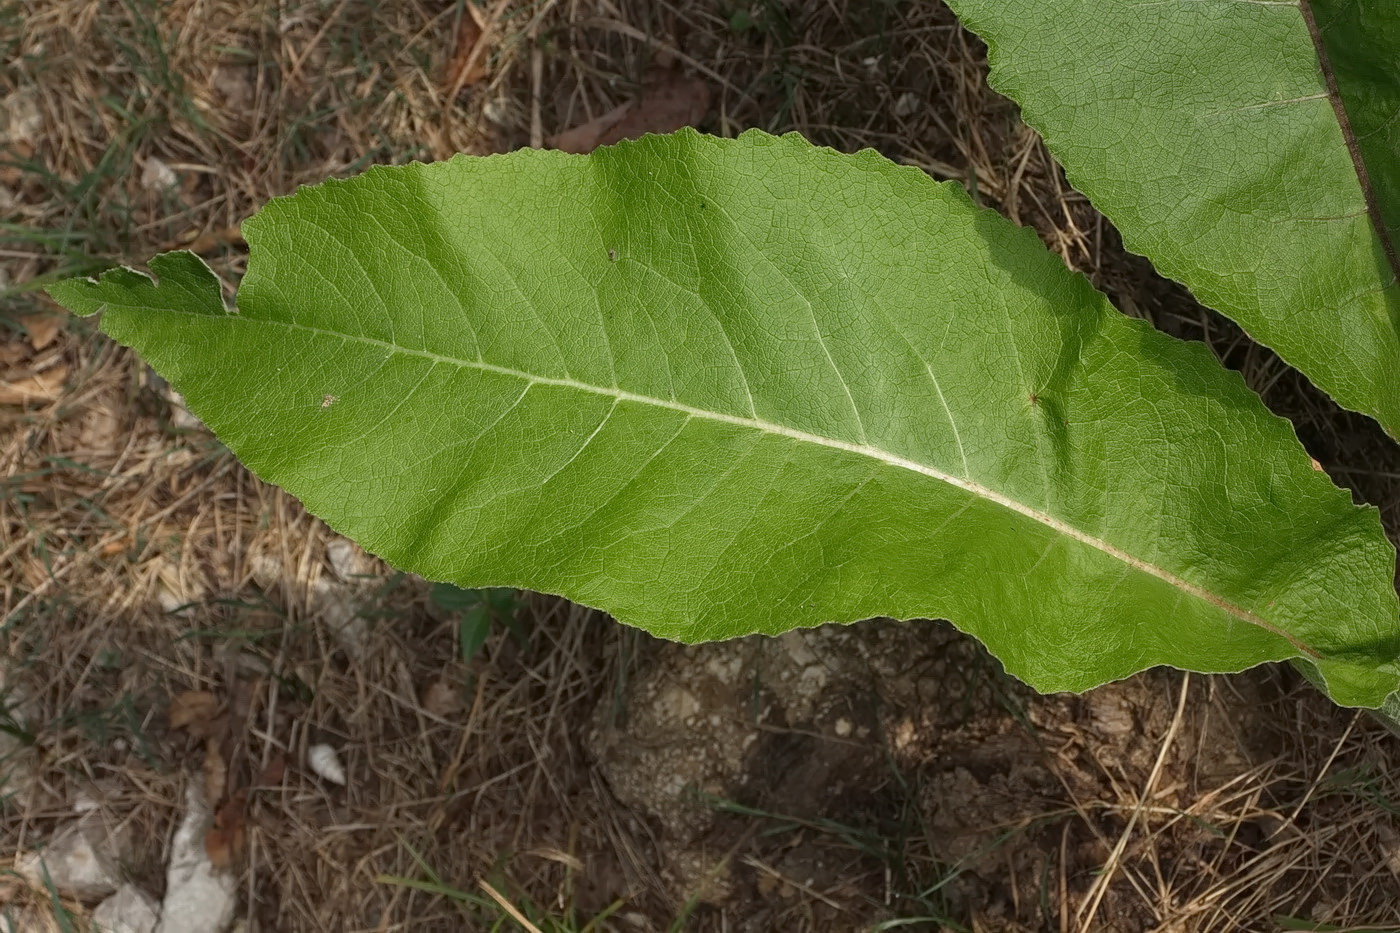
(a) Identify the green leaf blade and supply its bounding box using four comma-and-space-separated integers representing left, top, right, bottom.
1310, 0, 1400, 251
48, 131, 1400, 706
946, 0, 1400, 438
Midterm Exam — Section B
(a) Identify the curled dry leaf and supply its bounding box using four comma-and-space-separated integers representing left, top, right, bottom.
168, 691, 222, 739
548, 101, 632, 155
307, 743, 346, 786
203, 754, 285, 870
550, 73, 711, 155
204, 788, 248, 870
420, 679, 463, 718
256, 754, 287, 787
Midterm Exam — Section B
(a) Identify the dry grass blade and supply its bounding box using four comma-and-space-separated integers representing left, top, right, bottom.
1078, 673, 1191, 928
0, 367, 69, 406
480, 879, 546, 933
444, 3, 491, 94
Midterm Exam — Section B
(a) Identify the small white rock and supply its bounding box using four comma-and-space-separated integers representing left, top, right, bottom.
166, 390, 204, 431
2, 88, 42, 147
312, 579, 369, 659
140, 157, 178, 192
325, 537, 367, 581
308, 743, 346, 786
482, 96, 511, 125
155, 783, 236, 933
894, 91, 920, 118
0, 728, 37, 813
92, 883, 160, 933
247, 551, 282, 591
17, 817, 126, 900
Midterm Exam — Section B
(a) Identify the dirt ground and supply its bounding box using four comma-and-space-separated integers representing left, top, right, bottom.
5, 1, 1400, 931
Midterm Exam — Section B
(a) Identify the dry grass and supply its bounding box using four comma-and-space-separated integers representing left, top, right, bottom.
4, 0, 1400, 931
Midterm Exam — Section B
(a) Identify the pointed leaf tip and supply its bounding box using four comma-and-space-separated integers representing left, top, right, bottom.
47, 251, 226, 319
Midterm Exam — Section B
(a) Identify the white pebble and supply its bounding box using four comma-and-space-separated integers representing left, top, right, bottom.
308, 743, 346, 786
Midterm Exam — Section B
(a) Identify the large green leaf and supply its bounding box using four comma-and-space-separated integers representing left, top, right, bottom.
47, 131, 1400, 706
945, 0, 1400, 437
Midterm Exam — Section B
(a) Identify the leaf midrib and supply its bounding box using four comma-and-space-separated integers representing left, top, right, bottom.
1299, 0, 1400, 281
193, 308, 1313, 656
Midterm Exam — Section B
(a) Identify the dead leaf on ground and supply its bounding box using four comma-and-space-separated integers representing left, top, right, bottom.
18, 313, 61, 350
550, 101, 632, 155
443, 4, 489, 94
205, 788, 248, 869
203, 752, 287, 869
256, 754, 287, 787
169, 690, 222, 738
421, 679, 463, 718
550, 73, 712, 155
0, 365, 68, 405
